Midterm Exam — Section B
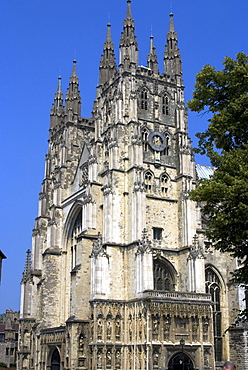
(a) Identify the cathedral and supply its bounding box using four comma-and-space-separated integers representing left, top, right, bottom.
18, 2, 248, 370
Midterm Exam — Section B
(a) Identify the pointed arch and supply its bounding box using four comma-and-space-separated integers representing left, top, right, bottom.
63, 202, 83, 240
63, 202, 83, 270
47, 347, 61, 370
205, 265, 224, 362
144, 170, 154, 193
141, 127, 150, 152
140, 88, 148, 110
160, 172, 170, 196
168, 352, 194, 370
153, 257, 177, 291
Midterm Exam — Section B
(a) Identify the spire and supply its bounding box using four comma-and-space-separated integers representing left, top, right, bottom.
50, 76, 64, 129
147, 34, 158, 74
65, 60, 81, 120
164, 13, 182, 82
119, 0, 138, 71
99, 23, 117, 86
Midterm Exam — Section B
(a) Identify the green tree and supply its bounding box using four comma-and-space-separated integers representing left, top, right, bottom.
188, 53, 248, 304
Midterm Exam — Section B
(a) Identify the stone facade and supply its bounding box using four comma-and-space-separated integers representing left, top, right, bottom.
18, 2, 247, 369
0, 309, 19, 367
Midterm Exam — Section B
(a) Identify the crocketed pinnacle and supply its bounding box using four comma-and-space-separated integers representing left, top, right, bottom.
119, 0, 138, 70
99, 23, 117, 85
147, 34, 158, 74
164, 13, 182, 81
50, 76, 64, 126
65, 59, 81, 118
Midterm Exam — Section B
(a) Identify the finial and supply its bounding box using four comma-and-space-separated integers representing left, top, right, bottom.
169, 12, 175, 32
72, 59, 77, 77
126, 0, 132, 19
57, 76, 62, 93
106, 23, 112, 42
149, 34, 154, 53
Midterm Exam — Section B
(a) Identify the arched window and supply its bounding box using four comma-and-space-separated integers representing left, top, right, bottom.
154, 260, 174, 291
70, 209, 82, 270
142, 129, 149, 151
162, 96, 169, 115
160, 173, 168, 195
140, 89, 148, 110
144, 171, 153, 193
205, 267, 222, 362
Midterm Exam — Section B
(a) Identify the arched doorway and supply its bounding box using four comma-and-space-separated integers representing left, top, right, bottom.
51, 348, 60, 370
168, 352, 194, 370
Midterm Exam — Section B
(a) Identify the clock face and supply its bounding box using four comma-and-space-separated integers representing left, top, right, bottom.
148, 131, 167, 152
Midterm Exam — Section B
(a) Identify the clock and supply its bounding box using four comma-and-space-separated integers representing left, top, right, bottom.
148, 131, 167, 152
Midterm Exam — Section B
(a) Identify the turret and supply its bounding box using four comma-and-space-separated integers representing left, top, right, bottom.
119, 0, 138, 72
164, 13, 182, 83
99, 23, 117, 86
147, 34, 159, 75
65, 60, 81, 121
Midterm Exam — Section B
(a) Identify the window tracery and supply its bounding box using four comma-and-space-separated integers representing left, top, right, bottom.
162, 95, 169, 115
140, 89, 148, 110
153, 260, 174, 291
70, 209, 82, 270
205, 267, 222, 362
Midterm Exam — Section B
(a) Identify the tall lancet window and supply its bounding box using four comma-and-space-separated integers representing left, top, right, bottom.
70, 209, 82, 270
154, 260, 173, 291
205, 267, 222, 362
140, 89, 148, 110
162, 96, 169, 115
142, 129, 149, 152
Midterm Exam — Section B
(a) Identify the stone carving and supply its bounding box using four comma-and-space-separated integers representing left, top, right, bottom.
115, 318, 121, 340
203, 317, 209, 341
91, 232, 109, 258
163, 315, 171, 340
97, 318, 103, 340
115, 348, 121, 368
136, 228, 152, 255
192, 316, 199, 341
106, 349, 112, 367
152, 314, 160, 340
106, 319, 112, 341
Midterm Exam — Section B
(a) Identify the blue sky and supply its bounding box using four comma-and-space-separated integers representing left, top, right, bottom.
0, 0, 247, 313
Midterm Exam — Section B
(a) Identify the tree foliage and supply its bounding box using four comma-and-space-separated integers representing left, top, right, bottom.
188, 53, 248, 289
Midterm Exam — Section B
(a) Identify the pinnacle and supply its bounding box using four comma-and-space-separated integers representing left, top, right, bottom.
126, 0, 132, 19
72, 59, 77, 77
169, 12, 175, 32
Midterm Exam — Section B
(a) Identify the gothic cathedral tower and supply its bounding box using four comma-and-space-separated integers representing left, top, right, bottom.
19, 2, 245, 370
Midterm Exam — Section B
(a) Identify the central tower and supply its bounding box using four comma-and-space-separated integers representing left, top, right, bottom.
18, 2, 230, 370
